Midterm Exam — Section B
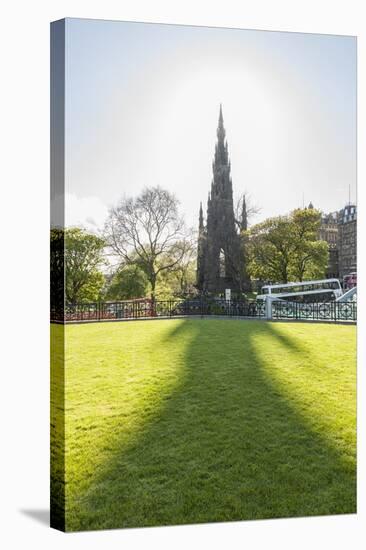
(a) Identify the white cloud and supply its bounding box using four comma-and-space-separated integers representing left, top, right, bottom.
65, 192, 109, 233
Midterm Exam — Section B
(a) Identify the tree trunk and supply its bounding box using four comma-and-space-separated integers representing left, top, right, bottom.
150, 274, 156, 302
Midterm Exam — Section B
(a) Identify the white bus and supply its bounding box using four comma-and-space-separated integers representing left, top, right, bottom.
257, 279, 343, 303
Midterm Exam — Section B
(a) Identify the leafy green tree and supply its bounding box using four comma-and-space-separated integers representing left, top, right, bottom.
246, 208, 328, 283
77, 270, 106, 302
155, 236, 197, 298
65, 228, 106, 303
289, 209, 329, 281
290, 240, 329, 281
106, 265, 149, 300
154, 275, 177, 300
245, 216, 294, 283
155, 261, 196, 299
50, 228, 65, 313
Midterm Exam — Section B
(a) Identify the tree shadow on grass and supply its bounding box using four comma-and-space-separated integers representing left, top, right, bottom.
66, 319, 356, 531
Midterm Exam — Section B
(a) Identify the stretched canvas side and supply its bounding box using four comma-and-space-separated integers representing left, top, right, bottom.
50, 18, 66, 532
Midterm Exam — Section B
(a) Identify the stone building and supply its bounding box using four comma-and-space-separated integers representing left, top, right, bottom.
317, 203, 357, 281
319, 211, 339, 278
196, 106, 248, 294
338, 204, 357, 280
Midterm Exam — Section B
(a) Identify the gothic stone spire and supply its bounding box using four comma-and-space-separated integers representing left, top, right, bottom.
241, 195, 248, 232
196, 202, 206, 290
199, 201, 204, 231
213, 104, 230, 174
196, 105, 245, 294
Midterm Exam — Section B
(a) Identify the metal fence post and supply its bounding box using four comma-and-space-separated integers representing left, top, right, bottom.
265, 297, 272, 320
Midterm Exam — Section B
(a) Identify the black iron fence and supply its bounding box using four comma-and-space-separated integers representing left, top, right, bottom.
271, 300, 357, 322
51, 299, 266, 323
51, 298, 356, 323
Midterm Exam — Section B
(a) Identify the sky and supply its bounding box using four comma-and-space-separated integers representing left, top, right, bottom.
63, 18, 356, 232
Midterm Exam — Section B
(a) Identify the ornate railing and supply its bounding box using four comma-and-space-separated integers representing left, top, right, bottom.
52, 299, 266, 323
51, 299, 356, 323
271, 300, 357, 322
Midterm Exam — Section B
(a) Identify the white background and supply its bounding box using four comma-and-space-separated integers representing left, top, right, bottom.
0, 1, 365, 548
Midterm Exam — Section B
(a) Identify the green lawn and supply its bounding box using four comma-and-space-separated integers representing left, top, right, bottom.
52, 319, 356, 531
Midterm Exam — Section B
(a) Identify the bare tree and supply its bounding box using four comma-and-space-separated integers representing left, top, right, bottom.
234, 191, 261, 231
104, 187, 190, 300
160, 230, 198, 296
